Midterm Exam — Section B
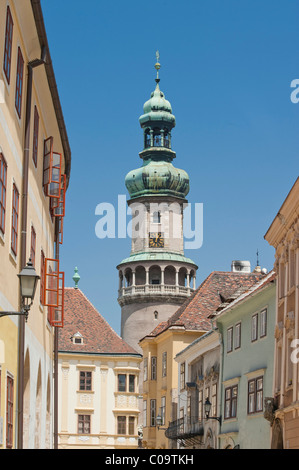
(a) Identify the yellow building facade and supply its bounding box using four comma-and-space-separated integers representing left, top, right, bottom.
0, 0, 70, 448
265, 177, 299, 449
140, 328, 202, 449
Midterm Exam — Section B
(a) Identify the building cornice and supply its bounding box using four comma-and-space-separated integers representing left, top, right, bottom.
30, 0, 71, 187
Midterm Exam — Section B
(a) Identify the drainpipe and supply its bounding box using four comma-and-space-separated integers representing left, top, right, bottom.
53, 218, 59, 449
18, 48, 46, 449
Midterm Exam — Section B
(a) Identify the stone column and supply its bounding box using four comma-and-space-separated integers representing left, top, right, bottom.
161, 129, 164, 147
150, 130, 154, 147
132, 270, 136, 294
186, 271, 190, 294
161, 268, 165, 293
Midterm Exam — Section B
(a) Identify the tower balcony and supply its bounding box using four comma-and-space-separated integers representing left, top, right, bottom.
117, 262, 196, 306
119, 283, 193, 298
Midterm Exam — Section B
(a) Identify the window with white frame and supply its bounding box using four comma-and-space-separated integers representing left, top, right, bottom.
227, 327, 233, 352
143, 400, 147, 427
180, 362, 185, 390
151, 356, 157, 380
251, 313, 258, 342
235, 322, 241, 349
161, 396, 166, 425
150, 399, 156, 426
260, 309, 267, 338
162, 351, 167, 377
248, 377, 263, 414
224, 385, 238, 419
211, 383, 217, 417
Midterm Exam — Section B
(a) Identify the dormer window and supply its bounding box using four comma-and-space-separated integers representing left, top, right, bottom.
72, 332, 83, 344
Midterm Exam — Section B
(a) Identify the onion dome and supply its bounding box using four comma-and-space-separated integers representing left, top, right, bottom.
139, 81, 175, 128
126, 52, 189, 200
125, 160, 189, 200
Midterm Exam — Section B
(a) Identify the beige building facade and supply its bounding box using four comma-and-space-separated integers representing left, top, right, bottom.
265, 177, 299, 449
58, 286, 142, 449
0, 0, 70, 448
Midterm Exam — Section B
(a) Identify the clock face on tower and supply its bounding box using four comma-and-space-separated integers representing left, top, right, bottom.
149, 232, 164, 248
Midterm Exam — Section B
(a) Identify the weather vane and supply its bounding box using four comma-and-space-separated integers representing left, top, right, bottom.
155, 50, 161, 82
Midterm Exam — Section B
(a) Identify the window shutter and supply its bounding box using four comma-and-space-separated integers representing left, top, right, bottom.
51, 173, 66, 217
47, 151, 62, 199
49, 271, 64, 328
58, 216, 63, 245
44, 258, 59, 309
43, 137, 53, 191
43, 138, 62, 200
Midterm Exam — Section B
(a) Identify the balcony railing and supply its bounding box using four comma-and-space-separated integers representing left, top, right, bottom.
165, 416, 204, 440
118, 284, 192, 298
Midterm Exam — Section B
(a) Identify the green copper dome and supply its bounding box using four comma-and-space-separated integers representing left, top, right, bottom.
139, 81, 176, 127
125, 160, 189, 199
126, 54, 189, 200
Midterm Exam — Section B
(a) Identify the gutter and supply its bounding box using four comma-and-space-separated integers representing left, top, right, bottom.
30, 0, 71, 187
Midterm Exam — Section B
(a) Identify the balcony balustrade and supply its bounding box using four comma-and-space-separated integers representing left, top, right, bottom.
118, 283, 193, 299
165, 416, 204, 441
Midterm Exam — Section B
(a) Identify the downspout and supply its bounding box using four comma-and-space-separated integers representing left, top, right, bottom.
54, 218, 59, 449
217, 323, 224, 450
17, 49, 46, 449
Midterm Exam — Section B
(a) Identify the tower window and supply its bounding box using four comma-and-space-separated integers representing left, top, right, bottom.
154, 311, 158, 320
152, 211, 161, 224
164, 132, 170, 148
153, 132, 162, 147
145, 131, 151, 148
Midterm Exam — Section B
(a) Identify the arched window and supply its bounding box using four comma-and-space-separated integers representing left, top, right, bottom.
164, 131, 170, 148
153, 129, 162, 147
153, 211, 161, 224
145, 131, 151, 148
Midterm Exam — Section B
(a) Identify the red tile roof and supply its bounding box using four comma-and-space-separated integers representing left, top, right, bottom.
58, 288, 140, 355
212, 270, 276, 317
141, 271, 264, 339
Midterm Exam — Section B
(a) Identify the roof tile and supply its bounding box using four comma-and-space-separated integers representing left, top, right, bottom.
142, 271, 265, 339
58, 288, 140, 355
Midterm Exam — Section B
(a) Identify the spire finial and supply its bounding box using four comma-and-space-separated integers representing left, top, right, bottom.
155, 50, 161, 83
73, 267, 80, 289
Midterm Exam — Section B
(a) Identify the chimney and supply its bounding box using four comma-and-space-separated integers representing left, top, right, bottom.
231, 260, 251, 273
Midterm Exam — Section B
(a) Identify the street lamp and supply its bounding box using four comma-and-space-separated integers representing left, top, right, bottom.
204, 398, 222, 424
0, 258, 40, 321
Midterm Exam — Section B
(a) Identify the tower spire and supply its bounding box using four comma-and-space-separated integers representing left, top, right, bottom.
155, 50, 160, 83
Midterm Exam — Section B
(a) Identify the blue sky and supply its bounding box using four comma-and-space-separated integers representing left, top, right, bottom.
42, 0, 298, 335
